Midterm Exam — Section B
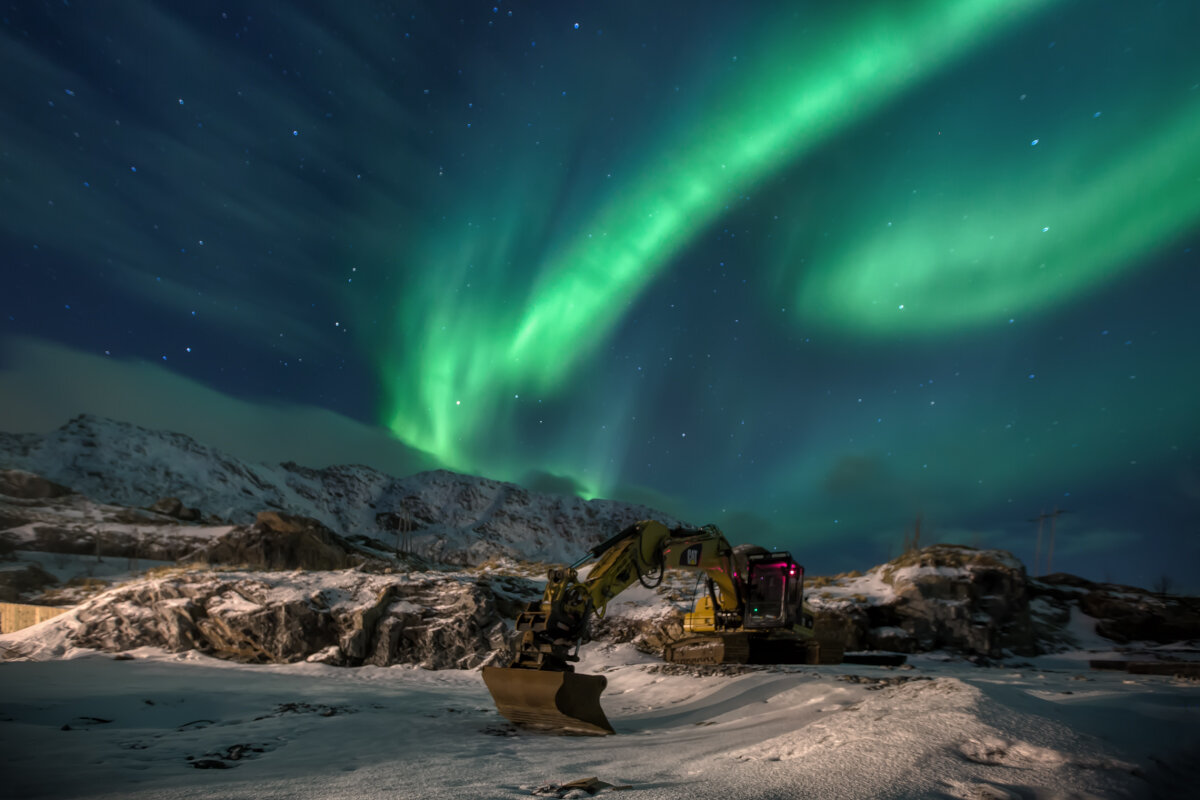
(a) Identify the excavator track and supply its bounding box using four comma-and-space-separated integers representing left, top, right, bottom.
663, 634, 749, 665
663, 634, 816, 665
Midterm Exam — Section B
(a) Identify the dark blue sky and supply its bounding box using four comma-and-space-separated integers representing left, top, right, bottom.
2, 1, 1198, 589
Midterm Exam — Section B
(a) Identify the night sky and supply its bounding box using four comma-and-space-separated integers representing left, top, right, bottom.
3, 2, 1198, 589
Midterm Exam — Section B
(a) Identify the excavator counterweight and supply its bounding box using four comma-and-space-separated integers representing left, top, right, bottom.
482, 666, 613, 735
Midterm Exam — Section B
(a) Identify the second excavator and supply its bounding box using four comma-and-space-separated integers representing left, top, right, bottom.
482, 519, 818, 734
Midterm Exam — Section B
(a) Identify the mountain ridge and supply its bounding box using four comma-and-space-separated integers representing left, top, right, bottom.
0, 414, 682, 566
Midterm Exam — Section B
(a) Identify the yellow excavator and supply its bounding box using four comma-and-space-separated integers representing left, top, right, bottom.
482, 519, 817, 734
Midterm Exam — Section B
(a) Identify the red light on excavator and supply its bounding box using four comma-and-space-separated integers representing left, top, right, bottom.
789, 566, 796, 576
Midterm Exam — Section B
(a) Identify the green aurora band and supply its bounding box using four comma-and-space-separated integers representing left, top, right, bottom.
795, 100, 1200, 334
385, 0, 1062, 478
381, 0, 1200, 495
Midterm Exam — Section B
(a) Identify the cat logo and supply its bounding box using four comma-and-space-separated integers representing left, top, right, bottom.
681, 544, 703, 567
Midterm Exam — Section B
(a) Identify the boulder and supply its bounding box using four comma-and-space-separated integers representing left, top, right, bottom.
195, 588, 337, 663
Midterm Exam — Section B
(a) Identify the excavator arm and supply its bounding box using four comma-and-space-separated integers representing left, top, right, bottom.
508, 520, 741, 671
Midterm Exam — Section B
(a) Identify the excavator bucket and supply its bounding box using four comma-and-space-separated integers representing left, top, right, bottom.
482, 666, 614, 735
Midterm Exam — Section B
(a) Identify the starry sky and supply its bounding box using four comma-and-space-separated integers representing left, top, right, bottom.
2, 1, 1198, 590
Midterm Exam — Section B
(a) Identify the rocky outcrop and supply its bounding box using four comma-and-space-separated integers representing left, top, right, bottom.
0, 490, 369, 574
18, 569, 517, 668
0, 470, 72, 500
813, 603, 871, 653
881, 546, 1035, 656
1033, 573, 1200, 645
185, 512, 359, 571
809, 546, 1037, 658
5, 521, 215, 563
0, 562, 59, 602
807, 547, 1200, 658
148, 497, 201, 522
0, 482, 230, 564
590, 607, 686, 656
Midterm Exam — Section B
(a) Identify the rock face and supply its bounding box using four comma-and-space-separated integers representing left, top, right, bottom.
11, 569, 520, 669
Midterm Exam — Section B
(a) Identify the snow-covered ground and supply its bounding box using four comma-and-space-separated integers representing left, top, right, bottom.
2, 638, 1197, 799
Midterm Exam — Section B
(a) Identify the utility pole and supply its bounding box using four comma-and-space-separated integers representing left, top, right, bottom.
1046, 506, 1068, 575
1029, 510, 1045, 577
903, 513, 923, 554
392, 507, 412, 556
129, 532, 140, 573
1028, 507, 1069, 576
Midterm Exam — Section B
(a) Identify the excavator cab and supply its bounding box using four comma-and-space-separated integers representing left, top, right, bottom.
741, 551, 804, 630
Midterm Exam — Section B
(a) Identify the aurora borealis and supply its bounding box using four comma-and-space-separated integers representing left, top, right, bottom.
2, 1, 1198, 588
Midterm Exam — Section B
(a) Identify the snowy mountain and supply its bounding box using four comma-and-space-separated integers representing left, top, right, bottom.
0, 415, 682, 566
